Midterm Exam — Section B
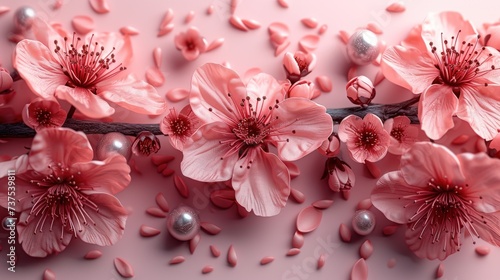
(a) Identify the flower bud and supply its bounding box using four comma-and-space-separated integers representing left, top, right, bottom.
322, 157, 355, 193
318, 133, 340, 157
346, 75, 375, 107
287, 80, 319, 99
282, 51, 316, 83
0, 68, 13, 92
131, 131, 161, 156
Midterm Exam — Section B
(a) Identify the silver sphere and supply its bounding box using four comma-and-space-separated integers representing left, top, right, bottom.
14, 6, 36, 32
95, 132, 132, 161
352, 210, 376, 235
2, 217, 16, 231
167, 206, 200, 241
346, 29, 381, 66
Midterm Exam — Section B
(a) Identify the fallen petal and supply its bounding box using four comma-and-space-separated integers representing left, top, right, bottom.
298, 34, 320, 52
8, 33, 25, 43
366, 22, 383, 34
189, 234, 201, 254
338, 30, 350, 44
260, 256, 275, 265
206, 5, 214, 15
283, 161, 300, 178
174, 174, 190, 198
339, 223, 352, 243
387, 258, 396, 268
290, 188, 306, 204
237, 204, 249, 218
206, 38, 225, 52
0, 6, 10, 15
155, 192, 169, 212
157, 23, 174, 37
227, 245, 237, 267
210, 190, 235, 209
318, 24, 328, 35
277, 0, 289, 8
356, 198, 372, 211
359, 240, 374, 259
317, 254, 326, 269
476, 138, 488, 153
89, 0, 110, 14
268, 22, 289, 36
71, 15, 95, 34
140, 225, 161, 237
475, 245, 491, 256
301, 18, 318, 29
210, 245, 221, 257
292, 231, 304, 248
202, 265, 214, 274
275, 40, 290, 56
296, 206, 322, 233
230, 0, 240, 14
365, 161, 381, 178
119, 26, 140, 36
184, 10, 195, 24
166, 88, 190, 102
312, 199, 334, 209
160, 8, 174, 27
145, 67, 165, 87
351, 258, 368, 280
169, 256, 185, 264
382, 225, 398, 236
315, 75, 333, 93
347, 66, 357, 81
43, 269, 56, 280
242, 19, 261, 30
114, 257, 134, 278
386, 2, 406, 13
286, 248, 301, 256
229, 15, 248, 31
161, 168, 175, 177
201, 222, 222, 235
436, 263, 445, 278
151, 155, 175, 165
84, 250, 103, 259
146, 207, 167, 218
153, 47, 162, 68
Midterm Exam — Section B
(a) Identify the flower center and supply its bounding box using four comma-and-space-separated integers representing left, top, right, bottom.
355, 125, 378, 149
137, 137, 159, 155
390, 127, 404, 142
53, 34, 126, 91
35, 108, 52, 126
233, 117, 269, 146
429, 31, 497, 88
169, 115, 191, 137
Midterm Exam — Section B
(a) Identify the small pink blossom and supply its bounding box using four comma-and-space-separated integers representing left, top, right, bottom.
22, 97, 67, 131
0, 127, 131, 257
13, 18, 166, 119
160, 105, 201, 151
286, 80, 319, 99
318, 133, 340, 157
383, 116, 419, 155
381, 11, 500, 140
346, 75, 376, 107
372, 142, 500, 260
338, 113, 390, 163
322, 157, 355, 194
174, 27, 208, 61
181, 63, 333, 216
282, 51, 316, 83
131, 131, 161, 156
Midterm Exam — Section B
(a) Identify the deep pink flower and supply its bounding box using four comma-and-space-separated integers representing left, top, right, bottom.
381, 11, 500, 140
160, 105, 202, 151
338, 113, 390, 163
372, 142, 500, 260
0, 127, 131, 257
131, 131, 161, 156
22, 97, 67, 131
282, 51, 316, 83
383, 116, 419, 155
13, 18, 166, 119
174, 27, 208, 61
181, 63, 333, 216
346, 75, 376, 107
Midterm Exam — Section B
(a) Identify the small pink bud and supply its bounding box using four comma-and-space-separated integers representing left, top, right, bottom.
131, 131, 161, 156
322, 157, 355, 192
346, 75, 376, 107
0, 68, 13, 92
282, 51, 316, 83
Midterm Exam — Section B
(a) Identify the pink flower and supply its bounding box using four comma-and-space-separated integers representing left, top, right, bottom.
160, 105, 202, 151
371, 142, 500, 260
13, 18, 166, 119
0, 127, 131, 257
131, 131, 161, 156
346, 75, 376, 107
383, 116, 419, 155
286, 80, 319, 99
338, 113, 390, 163
181, 63, 333, 216
318, 133, 340, 157
381, 11, 500, 140
322, 157, 355, 194
282, 51, 316, 83
174, 27, 208, 61
22, 97, 67, 131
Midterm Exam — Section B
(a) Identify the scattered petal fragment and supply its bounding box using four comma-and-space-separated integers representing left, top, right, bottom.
339, 223, 352, 243
227, 245, 237, 267
382, 225, 398, 236
290, 188, 306, 204
292, 231, 304, 248
155, 192, 169, 212
151, 155, 175, 165
475, 246, 491, 256
366, 22, 383, 34
119, 26, 139, 36
114, 257, 134, 278
229, 15, 248, 31
189, 234, 201, 254
436, 263, 445, 278
277, 0, 289, 8
317, 254, 326, 269
286, 248, 301, 256
43, 269, 56, 280
0, 6, 10, 15
298, 34, 320, 52
185, 10, 195, 24
174, 174, 190, 198
260, 256, 275, 265
451, 134, 470, 145
201, 222, 222, 235
206, 38, 225, 52
359, 240, 374, 259
153, 47, 162, 68
338, 30, 350, 44
210, 245, 221, 258
312, 199, 334, 209
242, 18, 261, 30
84, 250, 103, 259
356, 198, 372, 210
351, 258, 368, 280
318, 24, 328, 35
386, 1, 406, 13
316, 76, 333, 93
166, 88, 190, 102
146, 207, 167, 218
140, 225, 161, 237
202, 266, 214, 274
169, 256, 185, 265
296, 206, 322, 233
301, 18, 318, 29
145, 67, 165, 87
157, 23, 174, 37
89, 0, 110, 14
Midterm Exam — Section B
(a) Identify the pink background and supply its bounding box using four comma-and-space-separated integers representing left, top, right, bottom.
1, 0, 500, 279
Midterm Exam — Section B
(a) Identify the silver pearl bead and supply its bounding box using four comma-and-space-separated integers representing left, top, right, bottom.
95, 132, 132, 161
167, 206, 200, 241
14, 6, 36, 33
352, 210, 376, 235
346, 29, 380, 66
2, 217, 16, 231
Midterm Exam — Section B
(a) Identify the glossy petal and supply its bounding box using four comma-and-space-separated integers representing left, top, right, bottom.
74, 155, 131, 194
246, 73, 285, 109
419, 84, 458, 140
56, 86, 115, 118
405, 218, 459, 260
420, 11, 477, 51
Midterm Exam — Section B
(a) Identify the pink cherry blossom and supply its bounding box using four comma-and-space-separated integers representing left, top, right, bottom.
181, 63, 333, 216
346, 75, 376, 107
383, 116, 419, 155
160, 105, 202, 151
282, 51, 316, 83
338, 113, 390, 163
174, 27, 208, 61
381, 11, 500, 140
0, 127, 131, 257
13, 18, 166, 119
22, 97, 67, 131
131, 131, 161, 156
371, 142, 500, 260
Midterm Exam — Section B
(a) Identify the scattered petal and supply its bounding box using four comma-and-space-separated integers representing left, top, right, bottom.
128, 158, 142, 175
339, 223, 352, 243
318, 24, 328, 35
237, 204, 249, 218
299, 34, 320, 53
84, 250, 103, 259
315, 75, 333, 93
286, 248, 301, 256
277, 0, 289, 8
351, 258, 368, 280
169, 256, 185, 264
210, 190, 235, 209
342, 189, 351, 200
0, 6, 10, 15
160, 8, 174, 27
206, 5, 214, 15
89, 0, 110, 14
140, 225, 161, 237
242, 18, 261, 30
366, 22, 383, 34
153, 47, 162, 68
296, 206, 322, 233
292, 231, 304, 248
436, 263, 445, 278
312, 199, 334, 209
43, 269, 56, 280
229, 15, 248, 31
185, 10, 195, 24
451, 134, 470, 145
202, 265, 214, 274
356, 198, 372, 210
227, 245, 237, 267
155, 193, 169, 212
114, 257, 134, 278
162, 168, 175, 177
260, 256, 275, 265
145, 67, 165, 87
230, 0, 240, 14
71, 15, 95, 35
365, 161, 381, 178
166, 88, 190, 102
317, 254, 326, 269
476, 138, 488, 153
157, 23, 174, 37
301, 18, 318, 29
174, 174, 190, 198
210, 245, 221, 257
151, 155, 175, 166
275, 40, 291, 56
146, 207, 167, 218
206, 38, 225, 52
338, 30, 350, 44
119, 26, 139, 36
189, 234, 201, 254
475, 246, 491, 256
201, 222, 222, 235
268, 22, 289, 37
290, 188, 306, 204
284, 161, 301, 178
386, 1, 406, 13
382, 225, 398, 236
359, 240, 374, 259
387, 258, 396, 268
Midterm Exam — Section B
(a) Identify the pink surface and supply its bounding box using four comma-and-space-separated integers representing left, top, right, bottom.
1, 0, 500, 279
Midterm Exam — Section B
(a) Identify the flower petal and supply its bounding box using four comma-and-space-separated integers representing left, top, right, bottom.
271, 98, 332, 161
190, 63, 247, 123
232, 149, 290, 216
13, 40, 68, 98
419, 84, 458, 140
90, 32, 133, 67
56, 86, 115, 118
405, 219, 459, 260
468, 211, 500, 247
381, 46, 437, 94
420, 11, 477, 50
246, 73, 285, 110
29, 127, 94, 171
181, 122, 239, 182
98, 75, 166, 115
76, 192, 128, 246
74, 155, 131, 194
456, 86, 500, 140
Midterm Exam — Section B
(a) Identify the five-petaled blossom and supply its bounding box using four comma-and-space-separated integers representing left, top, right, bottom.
371, 142, 500, 260
181, 63, 333, 216
338, 113, 390, 163
13, 18, 166, 119
22, 97, 67, 131
383, 116, 419, 155
0, 127, 131, 257
174, 27, 208, 61
160, 105, 202, 151
381, 11, 500, 140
